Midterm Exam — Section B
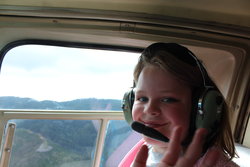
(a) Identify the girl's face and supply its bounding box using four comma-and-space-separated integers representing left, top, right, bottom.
132, 65, 192, 147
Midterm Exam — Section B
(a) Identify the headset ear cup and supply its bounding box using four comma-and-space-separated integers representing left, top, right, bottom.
122, 89, 135, 125
183, 87, 203, 146
196, 89, 223, 133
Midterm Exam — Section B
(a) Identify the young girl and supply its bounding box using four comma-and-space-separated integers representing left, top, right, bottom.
120, 43, 238, 167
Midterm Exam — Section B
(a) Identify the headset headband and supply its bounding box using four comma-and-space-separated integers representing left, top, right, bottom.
141, 42, 213, 88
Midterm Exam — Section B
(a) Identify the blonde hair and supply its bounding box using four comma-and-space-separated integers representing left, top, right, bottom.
133, 43, 236, 159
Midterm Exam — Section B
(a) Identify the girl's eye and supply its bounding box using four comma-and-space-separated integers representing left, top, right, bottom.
137, 97, 148, 102
161, 98, 178, 103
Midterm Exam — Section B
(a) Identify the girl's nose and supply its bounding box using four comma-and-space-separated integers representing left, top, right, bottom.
144, 101, 161, 116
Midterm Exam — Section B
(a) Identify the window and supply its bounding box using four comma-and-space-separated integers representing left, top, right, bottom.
101, 120, 141, 167
0, 44, 139, 107
0, 43, 141, 167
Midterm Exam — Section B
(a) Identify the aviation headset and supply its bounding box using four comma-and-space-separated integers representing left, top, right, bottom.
122, 43, 224, 144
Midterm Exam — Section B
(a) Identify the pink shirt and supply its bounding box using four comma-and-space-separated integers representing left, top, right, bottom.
118, 140, 239, 167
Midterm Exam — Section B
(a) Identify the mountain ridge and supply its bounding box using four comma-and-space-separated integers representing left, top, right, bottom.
0, 96, 122, 110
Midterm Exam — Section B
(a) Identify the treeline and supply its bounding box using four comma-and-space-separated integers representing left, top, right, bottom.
0, 96, 122, 110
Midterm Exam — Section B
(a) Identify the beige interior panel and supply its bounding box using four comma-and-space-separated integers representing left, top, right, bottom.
244, 120, 250, 147
0, 0, 250, 28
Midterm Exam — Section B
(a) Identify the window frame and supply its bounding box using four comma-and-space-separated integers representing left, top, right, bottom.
0, 40, 142, 167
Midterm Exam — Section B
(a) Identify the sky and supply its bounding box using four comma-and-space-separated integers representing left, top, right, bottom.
0, 45, 140, 102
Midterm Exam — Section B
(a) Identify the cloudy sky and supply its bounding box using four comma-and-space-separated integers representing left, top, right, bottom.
0, 45, 140, 102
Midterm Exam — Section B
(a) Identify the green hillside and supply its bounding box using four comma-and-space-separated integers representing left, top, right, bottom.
10, 129, 87, 167
9, 120, 131, 167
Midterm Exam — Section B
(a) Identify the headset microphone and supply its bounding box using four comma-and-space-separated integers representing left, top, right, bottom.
131, 121, 169, 143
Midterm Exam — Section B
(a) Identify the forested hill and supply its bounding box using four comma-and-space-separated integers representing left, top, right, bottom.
0, 96, 122, 110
